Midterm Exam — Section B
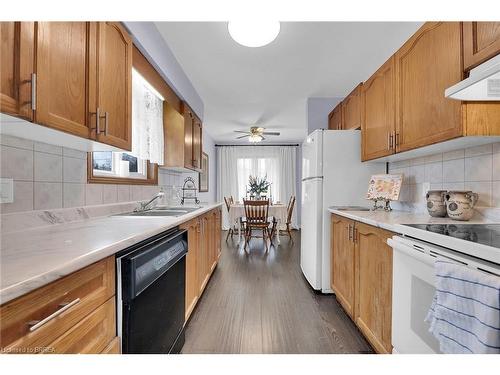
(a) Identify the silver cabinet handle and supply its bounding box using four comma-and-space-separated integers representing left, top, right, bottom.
347, 224, 352, 241
28, 298, 81, 332
94, 107, 101, 135
104, 111, 109, 136
353, 227, 358, 243
395, 132, 400, 148
31, 73, 37, 110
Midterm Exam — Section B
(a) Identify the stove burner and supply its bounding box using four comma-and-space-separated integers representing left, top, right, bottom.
402, 224, 500, 249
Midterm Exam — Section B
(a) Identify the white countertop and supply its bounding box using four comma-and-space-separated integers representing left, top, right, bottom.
328, 208, 500, 263
0, 202, 222, 304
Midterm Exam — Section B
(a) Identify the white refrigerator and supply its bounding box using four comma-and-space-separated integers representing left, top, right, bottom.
300, 129, 383, 292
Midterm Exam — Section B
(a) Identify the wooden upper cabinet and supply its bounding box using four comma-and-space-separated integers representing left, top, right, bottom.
342, 83, 362, 130
395, 22, 463, 153
463, 22, 500, 71
0, 22, 34, 121
163, 101, 186, 168
355, 223, 393, 354
35, 22, 91, 138
94, 22, 132, 150
328, 104, 343, 130
192, 117, 202, 170
182, 103, 194, 169
330, 214, 355, 318
361, 56, 396, 161
180, 102, 203, 170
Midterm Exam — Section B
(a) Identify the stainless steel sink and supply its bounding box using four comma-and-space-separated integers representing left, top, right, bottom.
115, 206, 201, 217
154, 206, 201, 213
330, 206, 371, 211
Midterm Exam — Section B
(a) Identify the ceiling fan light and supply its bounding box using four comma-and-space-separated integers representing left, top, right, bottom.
228, 21, 280, 48
249, 134, 262, 143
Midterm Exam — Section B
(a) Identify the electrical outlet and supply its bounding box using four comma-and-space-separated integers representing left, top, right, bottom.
0, 178, 14, 203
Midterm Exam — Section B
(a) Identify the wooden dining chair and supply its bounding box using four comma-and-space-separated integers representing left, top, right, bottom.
224, 196, 245, 241
280, 196, 296, 243
243, 199, 272, 252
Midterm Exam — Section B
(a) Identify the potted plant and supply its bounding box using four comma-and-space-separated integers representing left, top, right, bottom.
248, 175, 270, 199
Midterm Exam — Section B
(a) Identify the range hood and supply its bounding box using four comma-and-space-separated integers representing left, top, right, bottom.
445, 53, 500, 100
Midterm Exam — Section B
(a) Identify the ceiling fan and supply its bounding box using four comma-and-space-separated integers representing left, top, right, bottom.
234, 126, 280, 143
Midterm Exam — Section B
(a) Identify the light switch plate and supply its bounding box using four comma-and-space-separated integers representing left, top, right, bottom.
0, 178, 14, 203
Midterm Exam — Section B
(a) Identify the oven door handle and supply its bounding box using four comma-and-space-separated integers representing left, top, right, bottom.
388, 238, 437, 266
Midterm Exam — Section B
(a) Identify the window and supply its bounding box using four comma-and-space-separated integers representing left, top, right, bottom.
92, 151, 148, 179
236, 156, 280, 201
88, 151, 158, 185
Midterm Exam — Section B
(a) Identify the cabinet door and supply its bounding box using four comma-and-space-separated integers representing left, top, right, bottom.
198, 216, 211, 293
328, 104, 343, 130
183, 105, 194, 169
36, 22, 91, 138
342, 84, 362, 130
395, 22, 463, 152
330, 214, 355, 318
361, 56, 396, 161
181, 219, 200, 321
192, 118, 202, 170
0, 22, 34, 120
215, 208, 222, 259
463, 22, 500, 71
355, 222, 393, 354
95, 22, 132, 150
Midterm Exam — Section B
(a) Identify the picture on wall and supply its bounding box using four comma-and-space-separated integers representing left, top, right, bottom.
199, 152, 209, 192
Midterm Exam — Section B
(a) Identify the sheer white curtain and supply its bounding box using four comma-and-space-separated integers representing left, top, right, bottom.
217, 145, 297, 229
131, 69, 164, 165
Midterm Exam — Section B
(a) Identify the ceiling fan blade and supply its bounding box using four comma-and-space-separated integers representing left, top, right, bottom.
236, 135, 249, 139
234, 130, 250, 134
261, 132, 280, 136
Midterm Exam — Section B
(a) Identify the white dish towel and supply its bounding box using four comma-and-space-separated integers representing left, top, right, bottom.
425, 258, 500, 354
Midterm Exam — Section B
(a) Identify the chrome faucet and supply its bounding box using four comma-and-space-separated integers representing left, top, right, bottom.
135, 189, 165, 212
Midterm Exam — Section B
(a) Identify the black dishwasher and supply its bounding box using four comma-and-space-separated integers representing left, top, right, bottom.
116, 227, 187, 354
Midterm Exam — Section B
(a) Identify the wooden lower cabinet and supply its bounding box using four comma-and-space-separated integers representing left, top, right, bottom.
354, 222, 393, 354
101, 337, 121, 354
0, 257, 118, 354
330, 214, 393, 353
180, 207, 222, 322
330, 214, 355, 318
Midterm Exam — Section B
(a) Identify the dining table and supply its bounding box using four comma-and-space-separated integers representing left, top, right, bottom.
228, 202, 288, 245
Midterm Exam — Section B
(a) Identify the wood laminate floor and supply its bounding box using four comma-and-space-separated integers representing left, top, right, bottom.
182, 230, 374, 354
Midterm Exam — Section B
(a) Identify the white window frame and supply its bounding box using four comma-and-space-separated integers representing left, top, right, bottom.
93, 152, 148, 180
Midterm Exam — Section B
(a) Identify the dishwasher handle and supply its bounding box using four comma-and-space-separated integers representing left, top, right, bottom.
121, 229, 188, 300
387, 237, 437, 267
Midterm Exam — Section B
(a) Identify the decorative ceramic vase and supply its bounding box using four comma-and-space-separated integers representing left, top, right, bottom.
425, 190, 447, 217
444, 191, 479, 221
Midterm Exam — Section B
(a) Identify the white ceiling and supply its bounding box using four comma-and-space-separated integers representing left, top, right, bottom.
155, 22, 423, 144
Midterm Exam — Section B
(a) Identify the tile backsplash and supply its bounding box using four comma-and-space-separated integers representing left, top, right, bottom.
389, 143, 500, 212
0, 134, 199, 214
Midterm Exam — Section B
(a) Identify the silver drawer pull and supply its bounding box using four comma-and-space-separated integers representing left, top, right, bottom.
28, 298, 81, 332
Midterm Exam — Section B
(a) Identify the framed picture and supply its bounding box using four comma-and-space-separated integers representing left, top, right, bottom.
199, 152, 209, 192
366, 174, 403, 201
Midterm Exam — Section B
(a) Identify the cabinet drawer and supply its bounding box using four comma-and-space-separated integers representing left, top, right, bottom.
0, 256, 115, 351
47, 298, 116, 354
101, 336, 120, 354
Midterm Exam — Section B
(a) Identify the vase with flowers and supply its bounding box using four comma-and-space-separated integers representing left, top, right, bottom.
248, 175, 271, 199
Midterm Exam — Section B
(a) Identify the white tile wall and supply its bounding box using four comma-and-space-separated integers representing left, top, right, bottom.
389, 142, 500, 210
0, 135, 191, 213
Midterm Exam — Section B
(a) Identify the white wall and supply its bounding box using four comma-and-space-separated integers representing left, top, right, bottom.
307, 97, 343, 133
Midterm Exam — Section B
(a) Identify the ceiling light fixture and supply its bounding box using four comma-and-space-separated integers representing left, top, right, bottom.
249, 134, 263, 143
228, 21, 280, 48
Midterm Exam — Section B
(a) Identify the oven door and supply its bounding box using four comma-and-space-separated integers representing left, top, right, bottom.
389, 236, 441, 354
